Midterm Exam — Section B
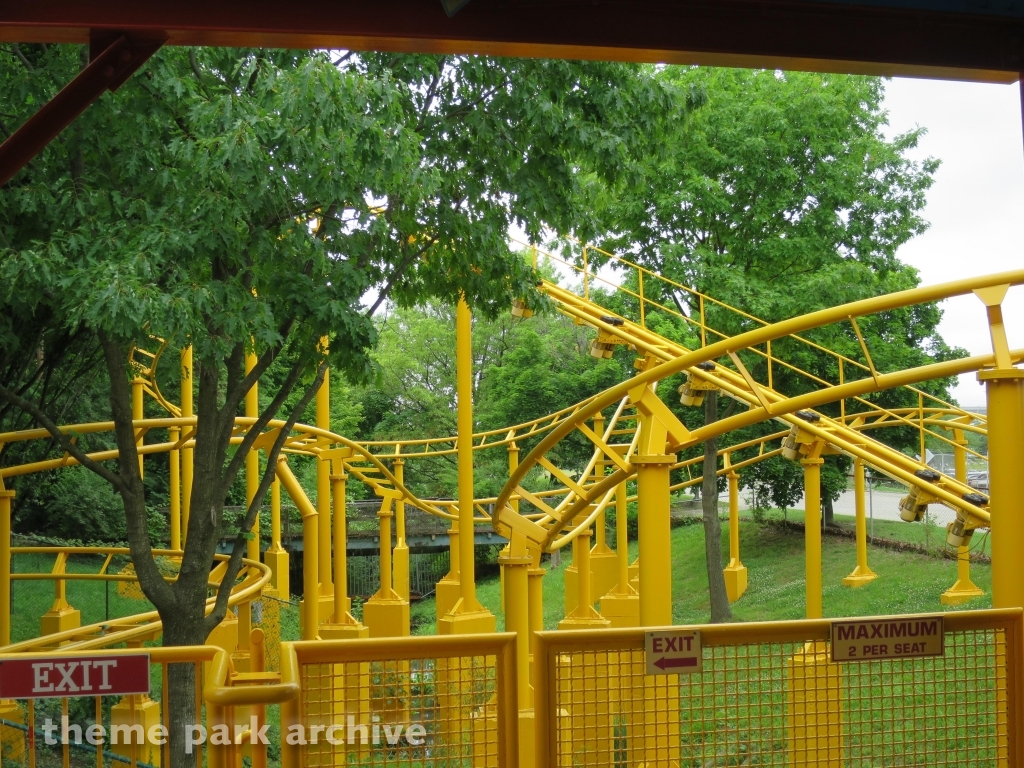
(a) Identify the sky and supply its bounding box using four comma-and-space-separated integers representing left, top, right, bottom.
517, 75, 1023, 408
882, 77, 1024, 407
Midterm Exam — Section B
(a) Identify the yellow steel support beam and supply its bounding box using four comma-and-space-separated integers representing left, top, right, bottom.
843, 458, 878, 588
438, 297, 495, 635
600, 479, 639, 627
941, 435, 983, 605
723, 454, 748, 602
316, 358, 333, 612
802, 456, 824, 620
180, 346, 194, 544
132, 375, 145, 478
393, 452, 410, 601
275, 457, 318, 640
0, 486, 12, 647
244, 350, 260, 564
168, 425, 181, 552
982, 367, 1024, 610
264, 475, 289, 599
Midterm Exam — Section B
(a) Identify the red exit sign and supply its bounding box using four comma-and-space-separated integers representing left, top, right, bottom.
0, 654, 150, 699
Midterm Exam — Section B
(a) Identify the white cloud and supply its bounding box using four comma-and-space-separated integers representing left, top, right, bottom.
884, 77, 1024, 406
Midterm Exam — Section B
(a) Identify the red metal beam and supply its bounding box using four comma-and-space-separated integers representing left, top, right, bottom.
0, 31, 163, 187
0, 1, 1022, 82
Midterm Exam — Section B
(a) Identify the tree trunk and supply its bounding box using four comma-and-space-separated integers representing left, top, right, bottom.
164, 618, 205, 768
823, 492, 835, 528
702, 390, 732, 623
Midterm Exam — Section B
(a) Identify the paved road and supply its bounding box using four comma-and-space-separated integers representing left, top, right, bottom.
738, 487, 957, 526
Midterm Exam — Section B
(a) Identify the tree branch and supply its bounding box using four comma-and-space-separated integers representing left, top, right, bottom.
99, 334, 177, 610
217, 326, 294, 437
364, 237, 438, 317
188, 50, 213, 99
0, 381, 124, 490
219, 353, 307, 494
10, 43, 34, 72
205, 361, 327, 633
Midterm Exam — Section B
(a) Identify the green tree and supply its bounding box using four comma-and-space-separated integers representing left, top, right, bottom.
599, 67, 959, 614
355, 276, 630, 501
0, 45, 677, 760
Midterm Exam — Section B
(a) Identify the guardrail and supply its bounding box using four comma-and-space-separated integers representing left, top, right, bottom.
534, 609, 1023, 767
280, 633, 518, 768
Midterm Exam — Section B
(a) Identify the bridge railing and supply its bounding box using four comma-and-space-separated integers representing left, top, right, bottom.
534, 608, 1023, 768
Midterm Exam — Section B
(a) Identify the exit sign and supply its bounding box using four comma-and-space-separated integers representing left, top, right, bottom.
0, 654, 150, 699
645, 630, 702, 675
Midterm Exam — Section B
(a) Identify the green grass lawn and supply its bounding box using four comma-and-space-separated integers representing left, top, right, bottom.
10, 551, 156, 645
410, 516, 991, 633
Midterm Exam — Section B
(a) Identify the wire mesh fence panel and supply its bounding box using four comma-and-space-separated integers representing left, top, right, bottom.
253, 592, 301, 671
539, 611, 1020, 768
294, 636, 514, 768
347, 552, 450, 600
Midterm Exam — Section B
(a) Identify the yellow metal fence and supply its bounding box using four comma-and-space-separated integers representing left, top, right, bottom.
535, 609, 1023, 767
281, 633, 518, 768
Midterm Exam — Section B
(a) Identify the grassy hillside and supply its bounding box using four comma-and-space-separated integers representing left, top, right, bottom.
410, 514, 991, 633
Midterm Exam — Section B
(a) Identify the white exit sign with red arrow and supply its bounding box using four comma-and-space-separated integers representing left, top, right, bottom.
645, 630, 702, 675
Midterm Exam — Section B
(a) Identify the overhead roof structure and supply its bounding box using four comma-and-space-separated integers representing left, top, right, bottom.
2, 1, 1024, 82
3, 1, 1023, 186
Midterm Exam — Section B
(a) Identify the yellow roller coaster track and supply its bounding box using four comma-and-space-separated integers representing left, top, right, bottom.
0, 252, 1016, 654
492, 258, 1023, 549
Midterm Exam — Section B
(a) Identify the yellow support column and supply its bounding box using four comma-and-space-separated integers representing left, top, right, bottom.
361, 498, 410, 637
0, 486, 25, 759
843, 459, 877, 588
40, 553, 81, 638
435, 516, 461, 626
320, 450, 369, 639
438, 297, 495, 635
500, 438, 519, 614
110, 646, 162, 768
168, 426, 181, 552
181, 346, 194, 543
630, 406, 682, 767
563, 534, 580, 615
723, 454, 748, 601
264, 477, 290, 599
562, 457, 590, 615
0, 487, 12, 646
392, 453, 410, 601
635, 452, 675, 627
974, 283, 1024, 610
980, 367, 1024, 609
132, 376, 145, 478
600, 480, 639, 627
316, 362, 334, 625
361, 498, 410, 729
436, 297, 494, 761
500, 535, 536, 767
786, 641, 844, 767
802, 457, 824, 620
785, 449, 844, 766
234, 350, 260, 673
589, 416, 618, 601
558, 527, 610, 629
941, 434, 983, 605
528, 546, 545, 652
318, 452, 371, 758
277, 458, 319, 640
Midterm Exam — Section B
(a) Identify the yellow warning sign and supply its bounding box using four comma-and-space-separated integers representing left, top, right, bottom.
830, 615, 944, 663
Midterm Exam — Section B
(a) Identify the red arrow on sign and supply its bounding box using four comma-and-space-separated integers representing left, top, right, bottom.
654, 656, 698, 671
